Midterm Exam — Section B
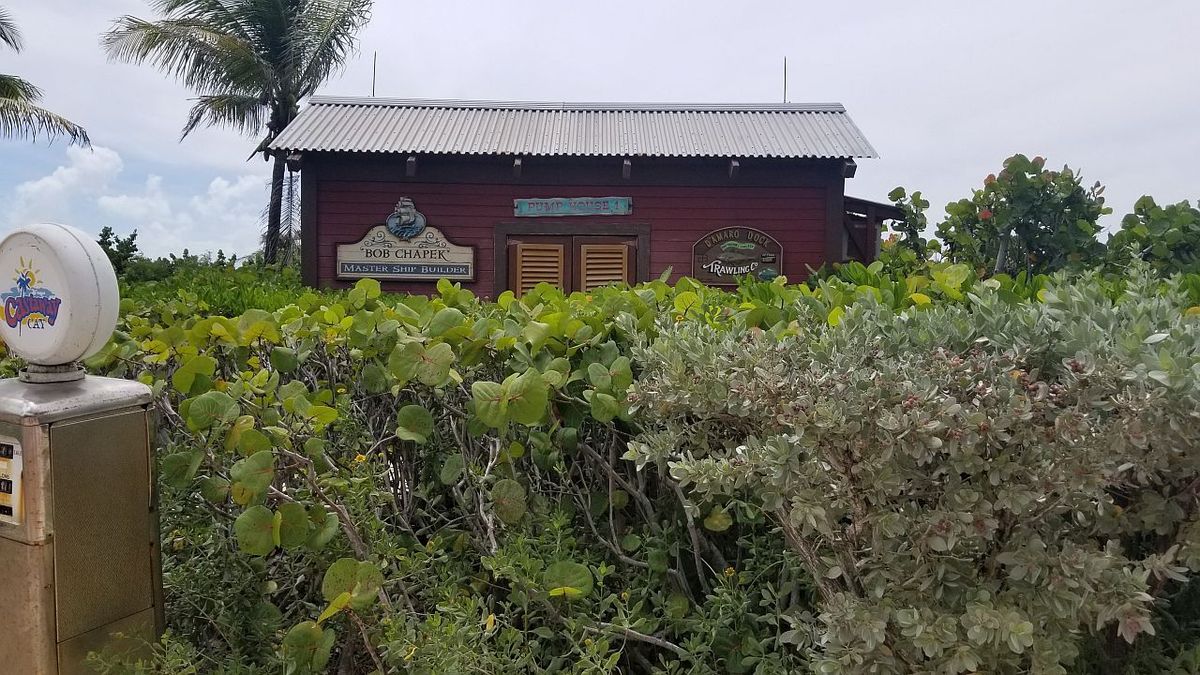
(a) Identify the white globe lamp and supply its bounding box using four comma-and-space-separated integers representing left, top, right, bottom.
0, 223, 119, 382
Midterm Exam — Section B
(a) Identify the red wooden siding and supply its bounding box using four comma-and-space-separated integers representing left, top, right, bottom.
316, 181, 829, 297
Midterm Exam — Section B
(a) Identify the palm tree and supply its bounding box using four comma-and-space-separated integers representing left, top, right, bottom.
0, 6, 90, 145
103, 0, 372, 264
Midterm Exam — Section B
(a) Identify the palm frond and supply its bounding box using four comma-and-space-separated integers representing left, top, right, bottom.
182, 92, 266, 138
103, 16, 270, 98
295, 0, 372, 96
150, 0, 263, 56
0, 6, 22, 51
0, 73, 40, 101
0, 97, 89, 146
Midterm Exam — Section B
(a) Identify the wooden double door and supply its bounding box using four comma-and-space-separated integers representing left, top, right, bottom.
506, 234, 637, 295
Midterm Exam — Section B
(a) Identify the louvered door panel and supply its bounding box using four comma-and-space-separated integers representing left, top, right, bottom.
578, 243, 633, 291
513, 243, 566, 295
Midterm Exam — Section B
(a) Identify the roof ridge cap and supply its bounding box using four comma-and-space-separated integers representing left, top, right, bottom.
305, 96, 846, 113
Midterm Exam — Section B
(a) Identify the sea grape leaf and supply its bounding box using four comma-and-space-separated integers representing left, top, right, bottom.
416, 342, 455, 386
171, 355, 217, 395
269, 347, 299, 373
185, 391, 240, 431
281, 621, 336, 674
321, 558, 384, 611
234, 505, 276, 556
544, 561, 594, 599
362, 361, 388, 394
230, 451, 275, 504
472, 381, 507, 428
608, 356, 634, 393
306, 511, 340, 551
161, 450, 203, 489
427, 307, 465, 337
223, 415, 255, 453
589, 391, 619, 423
491, 479, 527, 525
395, 404, 434, 444
199, 476, 230, 503
505, 370, 548, 426
587, 362, 612, 391
440, 454, 465, 485
276, 502, 311, 549
237, 428, 272, 456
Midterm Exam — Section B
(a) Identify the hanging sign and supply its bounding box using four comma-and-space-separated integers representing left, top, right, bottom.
692, 227, 783, 285
514, 196, 632, 217
337, 199, 475, 281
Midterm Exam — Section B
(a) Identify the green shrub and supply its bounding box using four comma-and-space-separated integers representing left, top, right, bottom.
83, 275, 835, 674
629, 268, 1200, 673
1107, 197, 1200, 277
4, 261, 1194, 673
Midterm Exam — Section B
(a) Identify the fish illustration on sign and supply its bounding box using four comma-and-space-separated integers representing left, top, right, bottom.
692, 227, 783, 285
386, 198, 427, 240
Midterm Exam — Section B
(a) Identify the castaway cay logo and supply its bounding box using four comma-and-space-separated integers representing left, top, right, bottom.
2, 257, 62, 333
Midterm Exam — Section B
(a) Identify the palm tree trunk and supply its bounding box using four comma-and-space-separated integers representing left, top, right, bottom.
265, 152, 285, 264
993, 231, 1009, 276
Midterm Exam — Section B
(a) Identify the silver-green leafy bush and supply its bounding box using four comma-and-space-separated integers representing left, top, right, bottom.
628, 269, 1200, 674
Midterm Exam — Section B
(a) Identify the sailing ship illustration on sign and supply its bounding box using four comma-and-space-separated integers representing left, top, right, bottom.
337, 199, 475, 281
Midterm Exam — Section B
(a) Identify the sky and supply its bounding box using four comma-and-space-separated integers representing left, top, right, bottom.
2, 0, 1198, 258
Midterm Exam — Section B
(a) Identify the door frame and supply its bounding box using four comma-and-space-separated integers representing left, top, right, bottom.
494, 221, 651, 294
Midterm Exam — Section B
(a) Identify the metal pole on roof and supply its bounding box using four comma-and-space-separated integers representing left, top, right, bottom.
783, 57, 787, 103
372, 51, 377, 97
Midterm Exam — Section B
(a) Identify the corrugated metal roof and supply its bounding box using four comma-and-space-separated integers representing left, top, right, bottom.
271, 97, 878, 159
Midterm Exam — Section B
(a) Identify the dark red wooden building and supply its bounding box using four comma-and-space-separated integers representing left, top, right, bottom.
271, 98, 895, 296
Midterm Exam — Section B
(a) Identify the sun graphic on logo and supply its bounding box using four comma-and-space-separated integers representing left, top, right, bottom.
13, 257, 40, 293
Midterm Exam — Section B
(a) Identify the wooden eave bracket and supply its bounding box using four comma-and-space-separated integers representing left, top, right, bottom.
622, 158, 632, 180
513, 157, 523, 178
406, 155, 418, 177
728, 158, 740, 179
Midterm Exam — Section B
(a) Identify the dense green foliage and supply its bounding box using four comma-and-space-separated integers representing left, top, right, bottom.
883, 154, 1112, 278
631, 268, 1200, 673
1107, 197, 1200, 276
19, 258, 1184, 674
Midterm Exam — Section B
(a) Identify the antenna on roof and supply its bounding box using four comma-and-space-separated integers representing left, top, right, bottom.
782, 57, 787, 103
371, 51, 377, 97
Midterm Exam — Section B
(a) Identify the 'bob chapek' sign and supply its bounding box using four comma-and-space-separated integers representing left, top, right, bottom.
692, 227, 783, 285
337, 199, 475, 281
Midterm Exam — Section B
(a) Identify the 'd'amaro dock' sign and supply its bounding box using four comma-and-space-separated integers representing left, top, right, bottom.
337, 199, 475, 281
692, 227, 783, 286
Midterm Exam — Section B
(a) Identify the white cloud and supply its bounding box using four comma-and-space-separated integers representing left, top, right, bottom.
98, 175, 174, 224
5, 146, 268, 259
10, 146, 123, 226
97, 172, 268, 258
189, 175, 266, 227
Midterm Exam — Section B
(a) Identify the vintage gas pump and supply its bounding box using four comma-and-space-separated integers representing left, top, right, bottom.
0, 224, 162, 674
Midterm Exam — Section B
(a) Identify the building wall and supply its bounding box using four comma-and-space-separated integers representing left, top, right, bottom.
303, 154, 845, 297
